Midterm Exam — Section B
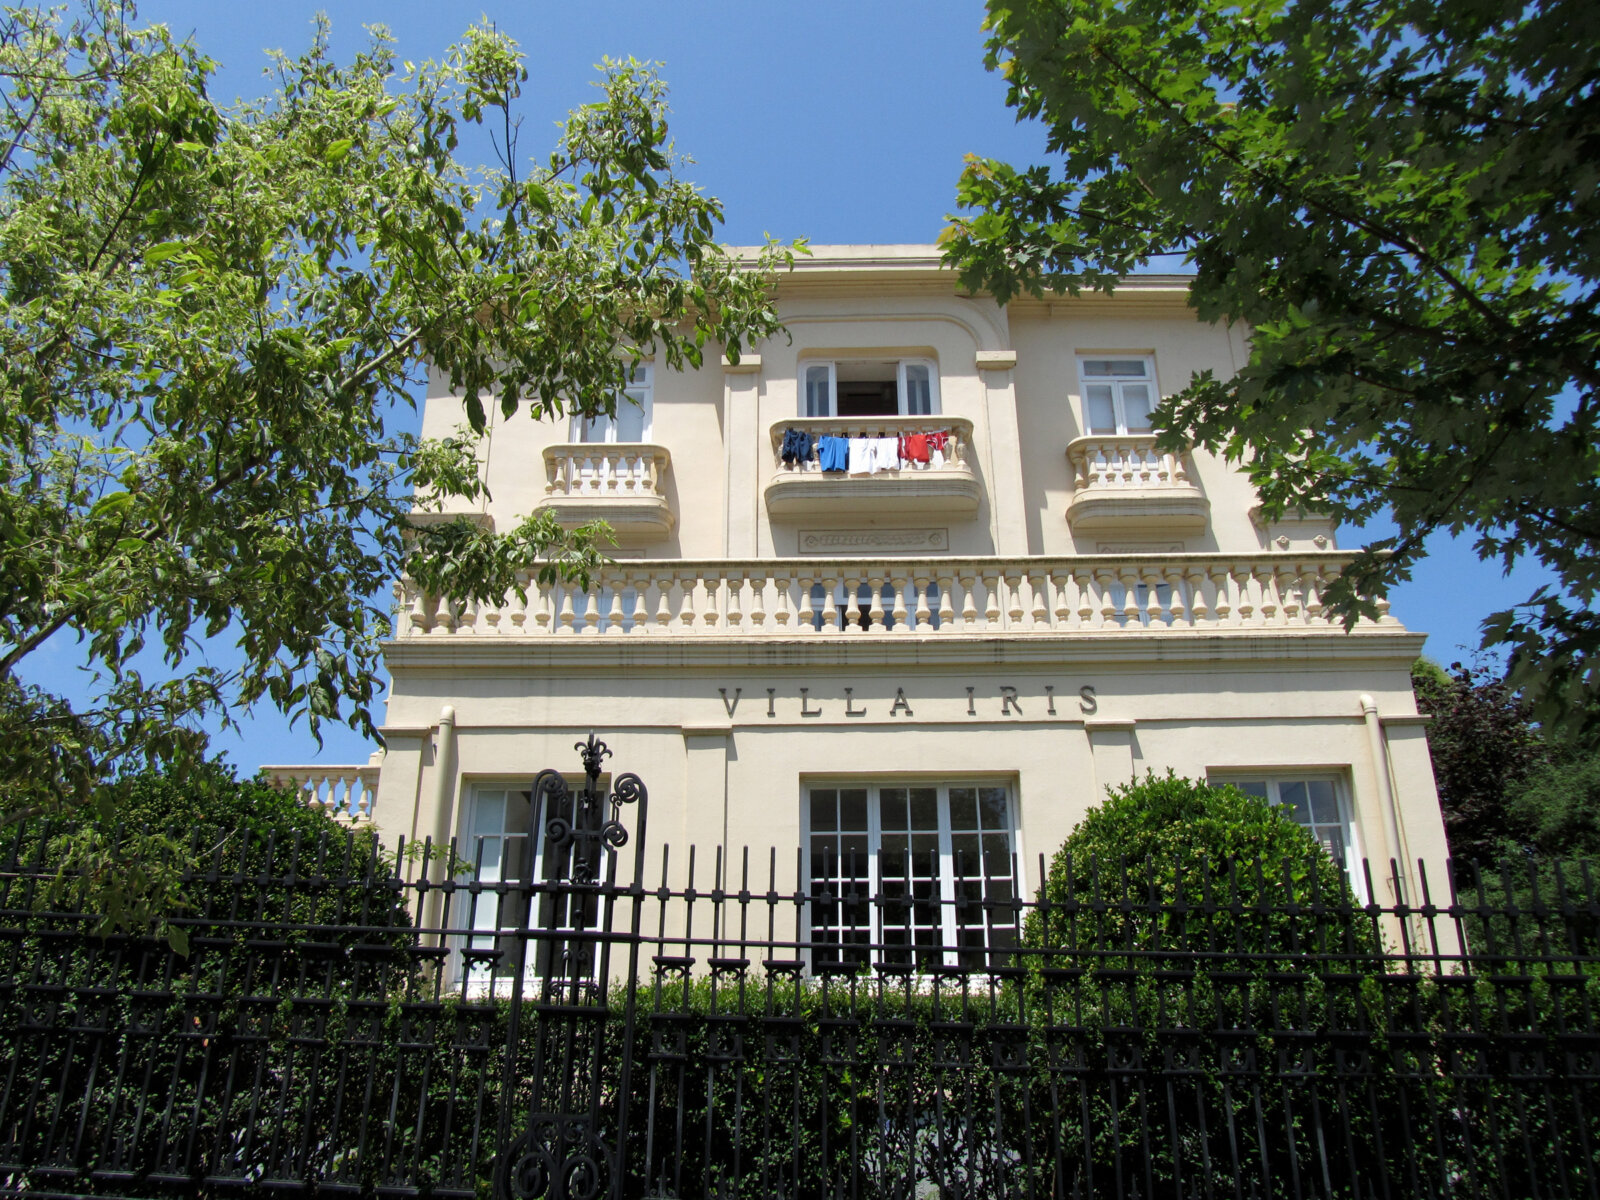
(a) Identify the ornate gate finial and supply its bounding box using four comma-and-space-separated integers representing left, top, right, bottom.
576, 732, 611, 783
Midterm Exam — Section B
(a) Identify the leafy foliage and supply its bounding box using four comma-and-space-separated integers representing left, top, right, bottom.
1411, 658, 1548, 863
944, 0, 1600, 739
0, 2, 795, 825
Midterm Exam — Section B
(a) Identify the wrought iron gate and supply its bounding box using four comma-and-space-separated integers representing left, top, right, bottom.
490, 735, 648, 1200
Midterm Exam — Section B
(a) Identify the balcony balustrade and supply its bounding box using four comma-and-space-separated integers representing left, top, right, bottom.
539, 443, 675, 545
765, 416, 981, 518
1065, 434, 1209, 535
392, 551, 1391, 640
263, 762, 381, 822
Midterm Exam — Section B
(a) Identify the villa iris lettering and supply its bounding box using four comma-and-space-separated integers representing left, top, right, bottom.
716, 684, 1097, 719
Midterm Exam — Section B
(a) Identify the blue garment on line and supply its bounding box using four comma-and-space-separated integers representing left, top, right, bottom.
780, 427, 814, 465
817, 435, 849, 472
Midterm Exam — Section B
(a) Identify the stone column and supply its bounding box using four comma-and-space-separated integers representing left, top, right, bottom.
976, 349, 1026, 555
722, 354, 763, 557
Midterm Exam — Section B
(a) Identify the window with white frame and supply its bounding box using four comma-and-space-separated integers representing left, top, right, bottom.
1213, 775, 1363, 890
800, 359, 940, 418
573, 365, 652, 442
1078, 357, 1156, 435
456, 781, 603, 987
805, 782, 1019, 971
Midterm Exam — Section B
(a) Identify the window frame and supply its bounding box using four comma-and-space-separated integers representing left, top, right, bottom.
797, 357, 941, 418
571, 364, 653, 443
1076, 355, 1158, 436
801, 779, 1022, 974
1207, 771, 1366, 896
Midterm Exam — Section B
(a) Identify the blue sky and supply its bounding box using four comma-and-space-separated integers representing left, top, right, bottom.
23, 2, 1556, 775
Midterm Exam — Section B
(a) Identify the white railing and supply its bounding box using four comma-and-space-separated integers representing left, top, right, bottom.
769, 417, 975, 473
543, 443, 671, 499
392, 553, 1393, 639
264, 763, 381, 822
1066, 434, 1194, 492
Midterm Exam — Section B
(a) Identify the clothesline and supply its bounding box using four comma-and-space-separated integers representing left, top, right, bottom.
779, 427, 953, 474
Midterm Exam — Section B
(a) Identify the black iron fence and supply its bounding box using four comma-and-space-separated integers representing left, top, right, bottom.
1, 743, 1598, 1199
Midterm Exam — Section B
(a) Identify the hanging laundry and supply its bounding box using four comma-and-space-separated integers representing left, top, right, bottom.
848, 436, 872, 474
780, 427, 814, 466
870, 435, 900, 474
817, 435, 849, 472
927, 429, 951, 467
900, 432, 930, 464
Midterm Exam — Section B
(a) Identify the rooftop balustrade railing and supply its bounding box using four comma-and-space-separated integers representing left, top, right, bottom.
392, 551, 1393, 639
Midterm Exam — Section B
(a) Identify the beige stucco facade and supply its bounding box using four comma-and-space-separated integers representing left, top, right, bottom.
374, 244, 1446, 914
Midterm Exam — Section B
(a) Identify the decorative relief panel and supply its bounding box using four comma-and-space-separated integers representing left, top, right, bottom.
799, 528, 949, 554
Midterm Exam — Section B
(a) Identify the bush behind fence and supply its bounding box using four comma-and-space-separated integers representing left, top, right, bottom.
0, 822, 1597, 1199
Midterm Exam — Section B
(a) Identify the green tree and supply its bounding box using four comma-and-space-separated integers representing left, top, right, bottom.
0, 2, 794, 824
944, 0, 1600, 740
1411, 658, 1547, 863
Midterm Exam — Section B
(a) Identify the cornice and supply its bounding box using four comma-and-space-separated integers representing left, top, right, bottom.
383, 629, 1426, 674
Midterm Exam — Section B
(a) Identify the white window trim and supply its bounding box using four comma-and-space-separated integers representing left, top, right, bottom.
797, 357, 942, 418
801, 779, 1022, 973
1208, 770, 1366, 898
570, 364, 653, 443
1077, 354, 1158, 436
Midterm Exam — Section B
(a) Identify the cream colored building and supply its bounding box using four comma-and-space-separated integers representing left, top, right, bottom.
299, 244, 1446, 958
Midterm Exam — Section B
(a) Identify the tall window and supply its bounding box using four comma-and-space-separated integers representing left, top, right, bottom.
1078, 357, 1155, 435
1215, 775, 1363, 890
456, 781, 603, 987
805, 782, 1019, 971
799, 359, 940, 418
573, 365, 652, 443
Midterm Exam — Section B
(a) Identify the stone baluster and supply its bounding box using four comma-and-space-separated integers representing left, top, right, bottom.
674, 574, 697, 634
1050, 568, 1074, 630
1259, 567, 1281, 625
936, 573, 956, 631
1184, 566, 1207, 627
981, 571, 1002, 630
1164, 565, 1189, 627
820, 577, 839, 633
700, 572, 722, 630
866, 574, 887, 634
556, 585, 577, 635
653, 573, 675, 633
1003, 571, 1025, 628
1142, 567, 1165, 626
1028, 570, 1049, 629
407, 582, 430, 637
1277, 565, 1301, 624
533, 577, 554, 635
797, 576, 818, 633
843, 576, 864, 634
774, 574, 794, 630
725, 571, 745, 631
959, 572, 978, 630
1088, 568, 1112, 628
1302, 566, 1325, 624
913, 574, 932, 633
889, 574, 910, 633
605, 581, 626, 633
748, 573, 767, 632
1235, 565, 1257, 624
578, 587, 600, 635
433, 595, 457, 636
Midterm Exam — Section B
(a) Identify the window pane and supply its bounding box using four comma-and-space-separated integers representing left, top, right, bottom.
951, 833, 981, 880
1085, 384, 1117, 433
1308, 780, 1340, 824
904, 363, 932, 415
979, 787, 1010, 830
1279, 780, 1311, 824
949, 787, 977, 830
804, 364, 831, 416
810, 789, 837, 832
908, 787, 939, 830
839, 789, 869, 832
880, 788, 908, 831
613, 397, 645, 442
1083, 359, 1147, 377
578, 413, 613, 443
1233, 781, 1269, 799
1121, 383, 1153, 431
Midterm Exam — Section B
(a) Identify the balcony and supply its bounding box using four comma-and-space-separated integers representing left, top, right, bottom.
1064, 435, 1209, 536
392, 551, 1393, 640
538, 443, 675, 546
763, 417, 981, 519
263, 760, 381, 823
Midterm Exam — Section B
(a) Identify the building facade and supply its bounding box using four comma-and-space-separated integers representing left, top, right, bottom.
308, 244, 1445, 957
